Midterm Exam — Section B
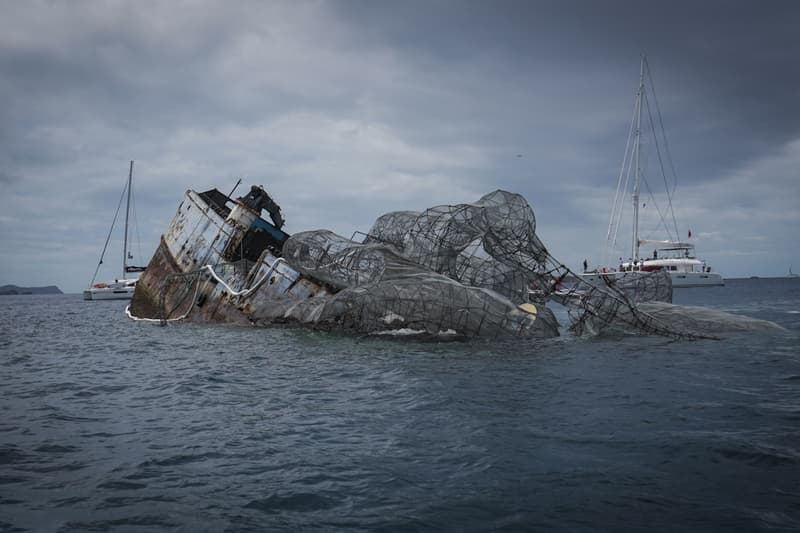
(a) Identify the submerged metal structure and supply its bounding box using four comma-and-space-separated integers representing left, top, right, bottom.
130, 184, 778, 339
130, 186, 562, 338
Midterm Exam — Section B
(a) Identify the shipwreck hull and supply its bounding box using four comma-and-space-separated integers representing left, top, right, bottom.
129, 189, 330, 325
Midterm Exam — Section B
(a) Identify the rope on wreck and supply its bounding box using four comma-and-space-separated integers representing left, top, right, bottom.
125, 272, 203, 323
125, 257, 289, 324
204, 257, 287, 297
542, 256, 716, 341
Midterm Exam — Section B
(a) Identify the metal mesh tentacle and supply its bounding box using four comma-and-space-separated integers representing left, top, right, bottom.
278, 189, 713, 339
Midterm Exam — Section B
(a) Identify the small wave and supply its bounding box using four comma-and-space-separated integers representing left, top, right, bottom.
244, 492, 338, 514
26, 461, 88, 474
0, 445, 29, 465
138, 451, 225, 468
40, 412, 108, 423
0, 474, 29, 485
713, 442, 799, 467
35, 382, 83, 395
72, 384, 130, 399
97, 480, 148, 490
34, 444, 79, 454
745, 508, 799, 529
0, 519, 27, 533
58, 515, 179, 532
80, 431, 136, 439
51, 496, 89, 508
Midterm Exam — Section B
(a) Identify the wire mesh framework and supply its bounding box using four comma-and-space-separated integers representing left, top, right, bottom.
130, 186, 786, 339
279, 190, 714, 339
281, 228, 558, 338
366, 190, 550, 303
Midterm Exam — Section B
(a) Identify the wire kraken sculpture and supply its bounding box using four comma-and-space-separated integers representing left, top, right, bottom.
134, 187, 787, 338
280, 190, 708, 339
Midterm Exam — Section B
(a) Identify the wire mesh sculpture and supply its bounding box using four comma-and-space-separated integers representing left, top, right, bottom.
282, 190, 712, 339
136, 187, 782, 339
366, 190, 550, 303
281, 228, 558, 338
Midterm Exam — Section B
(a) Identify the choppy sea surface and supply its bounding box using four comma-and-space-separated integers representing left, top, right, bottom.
1, 278, 799, 532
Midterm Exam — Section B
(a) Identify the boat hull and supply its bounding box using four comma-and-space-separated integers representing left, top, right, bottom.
581, 270, 723, 289
670, 271, 724, 287
83, 285, 136, 300
129, 189, 329, 324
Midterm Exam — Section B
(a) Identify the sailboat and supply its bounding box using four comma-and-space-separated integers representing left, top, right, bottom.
584, 56, 724, 288
83, 161, 147, 300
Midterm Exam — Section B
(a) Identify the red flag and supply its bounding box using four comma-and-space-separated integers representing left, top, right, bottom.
688, 229, 692, 238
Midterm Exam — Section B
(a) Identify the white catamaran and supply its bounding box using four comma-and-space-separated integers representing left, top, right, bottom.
584, 56, 723, 288
84, 161, 147, 300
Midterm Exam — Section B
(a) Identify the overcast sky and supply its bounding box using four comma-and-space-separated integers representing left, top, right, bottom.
1, 0, 799, 292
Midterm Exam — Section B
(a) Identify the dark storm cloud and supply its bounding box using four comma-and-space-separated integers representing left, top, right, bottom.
0, 0, 798, 290
332, 0, 800, 178
0, 23, 208, 139
0, 170, 21, 184
0, 6, 320, 136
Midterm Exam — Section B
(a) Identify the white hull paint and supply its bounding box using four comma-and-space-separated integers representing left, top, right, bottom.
83, 287, 135, 300
83, 278, 138, 300
579, 270, 724, 288
670, 272, 724, 287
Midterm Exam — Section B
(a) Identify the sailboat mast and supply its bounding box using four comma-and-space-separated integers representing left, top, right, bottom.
632, 56, 645, 261
123, 160, 133, 280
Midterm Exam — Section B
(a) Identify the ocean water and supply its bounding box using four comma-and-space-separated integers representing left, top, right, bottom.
1, 278, 799, 532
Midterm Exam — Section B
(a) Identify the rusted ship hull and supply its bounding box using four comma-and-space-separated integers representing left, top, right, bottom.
130, 188, 330, 325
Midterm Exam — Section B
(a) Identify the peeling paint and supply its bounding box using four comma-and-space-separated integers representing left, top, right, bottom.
130, 188, 329, 324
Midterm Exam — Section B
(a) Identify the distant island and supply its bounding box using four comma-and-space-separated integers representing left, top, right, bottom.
0, 285, 63, 295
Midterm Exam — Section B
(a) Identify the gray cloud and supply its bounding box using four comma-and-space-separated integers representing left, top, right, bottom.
1, 0, 798, 291
334, 1, 800, 169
